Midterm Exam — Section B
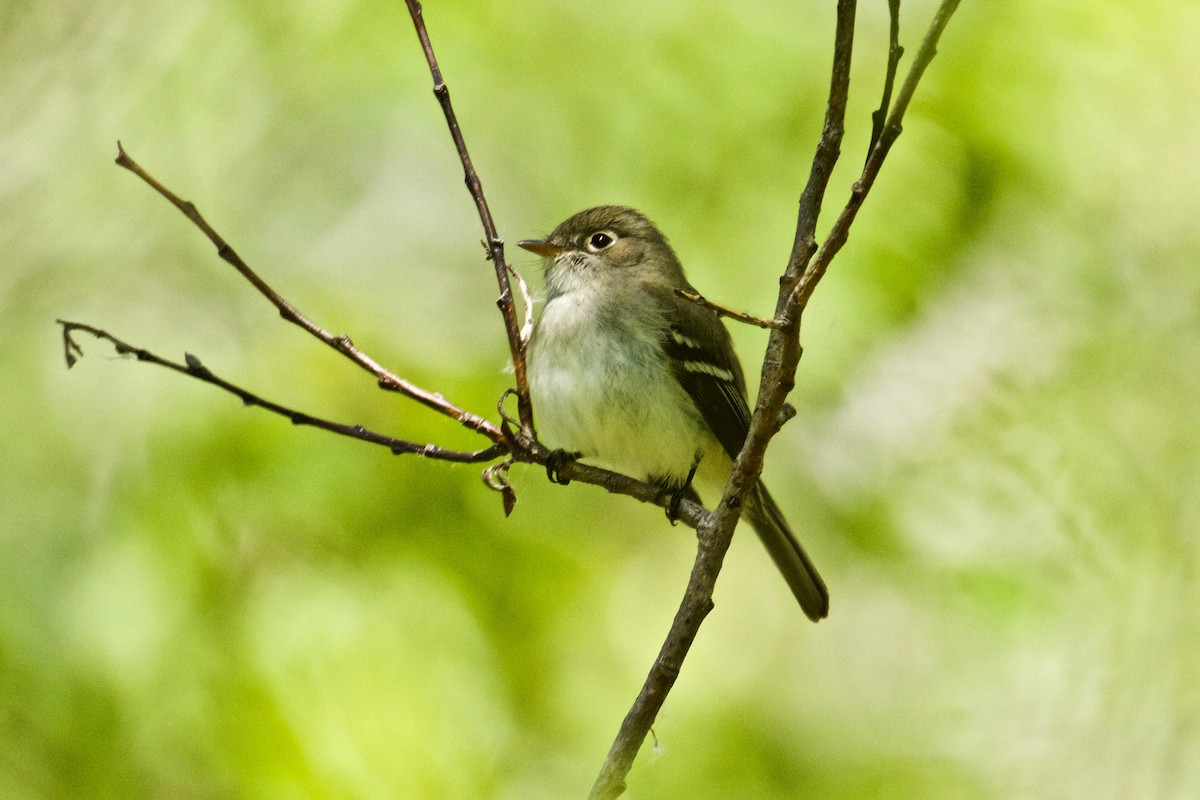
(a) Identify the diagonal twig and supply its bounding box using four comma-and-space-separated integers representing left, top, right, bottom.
63, 8, 739, 523
673, 288, 786, 330
57, 320, 506, 463
403, 0, 536, 440
83, 142, 707, 523
114, 142, 503, 446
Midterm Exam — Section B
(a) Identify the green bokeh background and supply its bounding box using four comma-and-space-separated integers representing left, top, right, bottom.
4, 1, 1198, 797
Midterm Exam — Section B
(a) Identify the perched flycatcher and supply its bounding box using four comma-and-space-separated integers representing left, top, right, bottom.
519, 206, 829, 621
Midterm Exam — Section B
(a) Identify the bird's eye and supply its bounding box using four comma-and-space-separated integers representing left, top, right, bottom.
586, 231, 616, 252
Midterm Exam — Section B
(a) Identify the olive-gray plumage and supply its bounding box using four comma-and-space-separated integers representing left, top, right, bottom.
519, 206, 829, 621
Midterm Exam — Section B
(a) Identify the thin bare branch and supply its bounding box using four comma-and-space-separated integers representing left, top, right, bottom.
591, 1, 967, 796
403, 0, 536, 438
867, 0, 904, 159
57, 312, 702, 523
590, 5, 860, 798
57, 320, 505, 463
60, 3, 965, 795
877, 0, 962, 151
114, 142, 504, 445
550, 459, 706, 530
780, 0, 859, 301
793, 0, 963, 313
673, 288, 785, 330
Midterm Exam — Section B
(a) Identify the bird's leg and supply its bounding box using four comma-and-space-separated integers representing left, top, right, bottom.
665, 461, 701, 526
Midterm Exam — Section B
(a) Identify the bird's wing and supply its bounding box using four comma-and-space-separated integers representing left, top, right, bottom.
644, 283, 751, 461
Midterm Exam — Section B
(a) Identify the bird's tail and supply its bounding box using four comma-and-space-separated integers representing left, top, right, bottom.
744, 483, 829, 622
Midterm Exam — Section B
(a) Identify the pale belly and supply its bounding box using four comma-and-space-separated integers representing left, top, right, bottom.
529, 295, 706, 484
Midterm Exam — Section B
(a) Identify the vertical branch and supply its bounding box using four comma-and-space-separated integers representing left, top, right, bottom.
589, 5, 862, 799
590, 0, 964, 796
755, 0, 857, 472
780, 0, 859, 302
403, 0, 536, 439
867, 0, 904, 159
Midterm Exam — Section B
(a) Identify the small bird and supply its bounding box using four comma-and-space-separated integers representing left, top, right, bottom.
518, 206, 829, 621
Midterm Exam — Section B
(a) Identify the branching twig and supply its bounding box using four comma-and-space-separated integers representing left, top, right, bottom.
403, 0, 536, 440
673, 288, 785, 330
59, 320, 702, 523
114, 143, 504, 446
63, 4, 965, 796
793, 0, 962, 313
867, 0, 904, 159
86, 147, 710, 522
590, 4, 860, 798
589, 1, 964, 797
781, 0, 859, 298
57, 320, 505, 463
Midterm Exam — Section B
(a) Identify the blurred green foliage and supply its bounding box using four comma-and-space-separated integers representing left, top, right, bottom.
4, 0, 1199, 797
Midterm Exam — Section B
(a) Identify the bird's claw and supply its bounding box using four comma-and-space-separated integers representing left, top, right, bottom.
546, 449, 582, 485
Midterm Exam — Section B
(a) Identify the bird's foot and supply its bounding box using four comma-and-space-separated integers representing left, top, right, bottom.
664, 462, 700, 526
545, 449, 582, 485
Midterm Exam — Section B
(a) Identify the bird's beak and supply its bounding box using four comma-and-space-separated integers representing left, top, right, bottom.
517, 239, 566, 258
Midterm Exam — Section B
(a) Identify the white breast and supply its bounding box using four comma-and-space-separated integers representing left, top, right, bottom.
528, 283, 706, 484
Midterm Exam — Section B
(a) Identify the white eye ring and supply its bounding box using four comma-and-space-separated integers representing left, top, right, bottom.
585, 231, 617, 252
